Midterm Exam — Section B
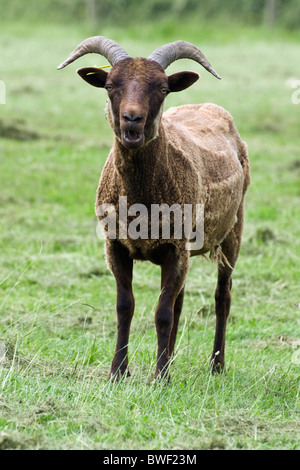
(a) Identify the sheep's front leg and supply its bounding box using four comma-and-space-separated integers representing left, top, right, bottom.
169, 286, 185, 358
107, 241, 134, 379
154, 246, 188, 381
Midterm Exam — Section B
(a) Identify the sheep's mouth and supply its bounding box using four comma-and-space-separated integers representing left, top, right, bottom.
123, 130, 144, 149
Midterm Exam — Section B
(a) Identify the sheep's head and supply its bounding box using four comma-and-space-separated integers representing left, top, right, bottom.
77, 58, 201, 149
57, 37, 221, 150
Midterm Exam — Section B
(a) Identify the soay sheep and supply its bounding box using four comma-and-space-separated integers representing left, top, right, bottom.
57, 37, 250, 380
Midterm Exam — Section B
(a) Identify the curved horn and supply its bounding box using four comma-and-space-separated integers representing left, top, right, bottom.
57, 36, 130, 70
148, 40, 221, 79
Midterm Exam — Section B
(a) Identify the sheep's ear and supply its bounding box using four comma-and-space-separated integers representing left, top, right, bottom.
168, 71, 199, 92
77, 67, 108, 88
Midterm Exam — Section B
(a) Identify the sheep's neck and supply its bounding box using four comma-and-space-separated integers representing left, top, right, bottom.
115, 124, 166, 174
112, 124, 171, 205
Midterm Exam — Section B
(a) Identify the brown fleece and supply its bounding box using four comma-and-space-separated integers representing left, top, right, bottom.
58, 38, 251, 378
96, 102, 250, 269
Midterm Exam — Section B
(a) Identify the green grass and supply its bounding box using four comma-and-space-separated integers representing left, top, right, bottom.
0, 20, 299, 450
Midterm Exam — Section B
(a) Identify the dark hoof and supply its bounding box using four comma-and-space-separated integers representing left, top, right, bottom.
154, 369, 171, 383
210, 353, 225, 374
109, 368, 131, 381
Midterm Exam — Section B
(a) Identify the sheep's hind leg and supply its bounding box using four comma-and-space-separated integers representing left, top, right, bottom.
108, 241, 134, 380
210, 204, 244, 374
210, 265, 233, 373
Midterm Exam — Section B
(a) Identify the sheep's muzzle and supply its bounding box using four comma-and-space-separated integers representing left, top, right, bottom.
123, 129, 144, 149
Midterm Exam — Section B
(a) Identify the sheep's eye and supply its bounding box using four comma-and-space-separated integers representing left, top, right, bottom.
105, 84, 113, 91
161, 87, 169, 95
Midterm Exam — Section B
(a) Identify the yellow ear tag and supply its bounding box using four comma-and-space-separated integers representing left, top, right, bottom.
86, 65, 111, 76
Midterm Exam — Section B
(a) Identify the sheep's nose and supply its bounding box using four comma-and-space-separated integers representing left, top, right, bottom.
123, 113, 143, 123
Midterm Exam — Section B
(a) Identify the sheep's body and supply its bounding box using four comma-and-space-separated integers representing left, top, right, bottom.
97, 103, 249, 264
58, 37, 250, 380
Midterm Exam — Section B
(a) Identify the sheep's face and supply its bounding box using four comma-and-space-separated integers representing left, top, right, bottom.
78, 58, 199, 150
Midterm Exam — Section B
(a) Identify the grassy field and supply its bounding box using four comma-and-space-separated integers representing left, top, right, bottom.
0, 19, 299, 450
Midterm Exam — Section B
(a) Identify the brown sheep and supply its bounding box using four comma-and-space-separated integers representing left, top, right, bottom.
58, 37, 250, 381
